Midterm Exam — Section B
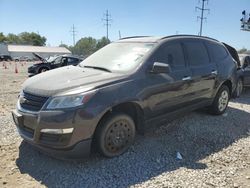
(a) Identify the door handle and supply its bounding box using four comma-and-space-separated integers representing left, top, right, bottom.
182, 76, 192, 81
211, 70, 218, 75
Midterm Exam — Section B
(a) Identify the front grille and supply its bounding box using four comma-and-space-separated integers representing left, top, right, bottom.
20, 92, 48, 112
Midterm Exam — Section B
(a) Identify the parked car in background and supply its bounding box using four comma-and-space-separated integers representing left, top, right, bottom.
0, 54, 12, 61
12, 35, 237, 159
28, 53, 83, 76
239, 54, 250, 87
14, 56, 34, 62
222, 43, 244, 98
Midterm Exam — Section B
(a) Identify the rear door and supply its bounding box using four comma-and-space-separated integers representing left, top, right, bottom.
183, 40, 217, 102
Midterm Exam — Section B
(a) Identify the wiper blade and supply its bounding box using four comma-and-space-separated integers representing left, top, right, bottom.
83, 66, 112, 72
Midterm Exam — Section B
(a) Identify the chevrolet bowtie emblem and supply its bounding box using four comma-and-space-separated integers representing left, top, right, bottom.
19, 96, 27, 104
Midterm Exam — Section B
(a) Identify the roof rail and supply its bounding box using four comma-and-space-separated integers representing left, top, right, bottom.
161, 35, 219, 42
120, 36, 151, 40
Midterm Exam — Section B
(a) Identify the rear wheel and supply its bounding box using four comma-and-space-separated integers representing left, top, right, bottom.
95, 113, 136, 158
209, 85, 230, 115
39, 67, 48, 73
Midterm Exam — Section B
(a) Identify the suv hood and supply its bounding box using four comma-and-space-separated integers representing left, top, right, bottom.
22, 66, 126, 96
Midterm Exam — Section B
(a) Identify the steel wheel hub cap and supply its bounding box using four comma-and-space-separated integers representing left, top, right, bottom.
105, 120, 131, 152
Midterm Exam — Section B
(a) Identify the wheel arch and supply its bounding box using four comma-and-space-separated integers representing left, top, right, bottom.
38, 66, 50, 73
222, 80, 232, 96
94, 101, 145, 136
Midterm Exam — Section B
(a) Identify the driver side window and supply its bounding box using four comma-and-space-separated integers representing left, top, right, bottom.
153, 42, 186, 70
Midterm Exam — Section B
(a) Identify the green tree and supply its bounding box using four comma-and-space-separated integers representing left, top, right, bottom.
73, 37, 97, 56
19, 32, 46, 46
96, 37, 110, 50
238, 48, 247, 54
0, 32, 6, 43
6, 33, 21, 44
59, 44, 69, 49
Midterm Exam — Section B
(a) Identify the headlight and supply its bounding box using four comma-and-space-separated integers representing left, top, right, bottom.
46, 91, 95, 109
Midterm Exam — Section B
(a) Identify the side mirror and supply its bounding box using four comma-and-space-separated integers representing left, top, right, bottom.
151, 62, 171, 74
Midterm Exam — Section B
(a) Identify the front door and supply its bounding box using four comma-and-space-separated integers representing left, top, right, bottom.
145, 41, 193, 119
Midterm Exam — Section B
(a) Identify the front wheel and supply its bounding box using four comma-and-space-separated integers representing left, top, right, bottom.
39, 67, 48, 73
209, 85, 230, 115
95, 113, 136, 158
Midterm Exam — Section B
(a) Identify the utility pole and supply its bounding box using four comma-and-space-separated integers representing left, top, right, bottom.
70, 24, 77, 46
102, 10, 112, 40
119, 30, 121, 39
196, 0, 210, 36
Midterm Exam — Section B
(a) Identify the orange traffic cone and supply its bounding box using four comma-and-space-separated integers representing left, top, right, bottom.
15, 63, 18, 73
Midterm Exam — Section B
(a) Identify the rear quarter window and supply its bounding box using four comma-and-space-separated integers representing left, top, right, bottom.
206, 42, 228, 62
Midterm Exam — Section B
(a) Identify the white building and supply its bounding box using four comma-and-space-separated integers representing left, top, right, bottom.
0, 43, 71, 59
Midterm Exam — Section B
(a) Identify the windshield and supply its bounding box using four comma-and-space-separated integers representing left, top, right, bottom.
79, 42, 155, 73
47, 56, 59, 63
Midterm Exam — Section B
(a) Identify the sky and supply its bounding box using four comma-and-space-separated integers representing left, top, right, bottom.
0, 0, 249, 49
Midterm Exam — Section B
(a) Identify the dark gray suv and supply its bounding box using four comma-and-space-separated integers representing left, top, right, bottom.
12, 35, 237, 158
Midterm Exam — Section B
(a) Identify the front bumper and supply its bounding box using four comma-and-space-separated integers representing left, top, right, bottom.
28, 66, 37, 73
12, 108, 99, 158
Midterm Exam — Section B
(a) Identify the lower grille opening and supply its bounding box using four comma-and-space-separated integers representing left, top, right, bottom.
40, 133, 72, 146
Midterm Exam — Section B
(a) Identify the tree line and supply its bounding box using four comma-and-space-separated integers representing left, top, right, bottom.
0, 32, 110, 56
238, 48, 250, 54
60, 37, 110, 57
0, 32, 46, 46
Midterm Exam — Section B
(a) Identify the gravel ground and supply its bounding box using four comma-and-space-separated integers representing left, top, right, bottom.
0, 61, 250, 188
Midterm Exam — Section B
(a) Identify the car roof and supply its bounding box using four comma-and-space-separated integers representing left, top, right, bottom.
118, 35, 219, 43
61, 54, 82, 59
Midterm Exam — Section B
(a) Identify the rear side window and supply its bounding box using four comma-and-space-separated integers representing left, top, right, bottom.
185, 41, 210, 66
207, 42, 228, 61
154, 43, 185, 69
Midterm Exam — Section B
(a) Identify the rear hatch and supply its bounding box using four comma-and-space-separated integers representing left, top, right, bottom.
222, 43, 241, 68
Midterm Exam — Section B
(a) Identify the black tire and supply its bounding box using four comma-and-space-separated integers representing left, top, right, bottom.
39, 67, 49, 73
95, 113, 136, 158
232, 78, 243, 98
209, 85, 230, 115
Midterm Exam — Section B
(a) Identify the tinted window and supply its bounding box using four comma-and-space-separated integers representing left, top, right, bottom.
185, 41, 210, 66
207, 42, 228, 61
68, 57, 79, 65
154, 43, 185, 69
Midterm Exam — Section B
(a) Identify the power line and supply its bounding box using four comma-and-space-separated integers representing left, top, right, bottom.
196, 0, 210, 36
102, 10, 112, 40
70, 24, 77, 46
